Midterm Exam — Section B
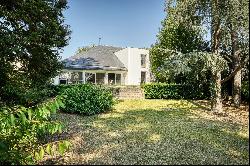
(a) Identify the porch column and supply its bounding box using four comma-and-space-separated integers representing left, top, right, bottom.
104, 72, 108, 85
83, 71, 86, 84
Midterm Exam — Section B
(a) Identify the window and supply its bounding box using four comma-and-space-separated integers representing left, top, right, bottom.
70, 72, 83, 84
59, 79, 67, 84
116, 74, 121, 85
141, 72, 146, 83
108, 73, 115, 85
85, 73, 95, 84
70, 72, 80, 84
108, 73, 122, 85
78, 72, 83, 81
96, 73, 105, 84
141, 54, 146, 68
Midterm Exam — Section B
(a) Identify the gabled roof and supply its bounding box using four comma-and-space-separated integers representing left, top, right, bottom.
63, 45, 127, 71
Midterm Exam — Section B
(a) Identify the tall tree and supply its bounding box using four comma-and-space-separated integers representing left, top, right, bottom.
0, 0, 71, 102
150, 9, 208, 82
224, 0, 249, 107
151, 0, 249, 112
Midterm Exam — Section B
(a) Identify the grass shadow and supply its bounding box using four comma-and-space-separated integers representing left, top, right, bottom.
187, 100, 211, 111
42, 99, 249, 165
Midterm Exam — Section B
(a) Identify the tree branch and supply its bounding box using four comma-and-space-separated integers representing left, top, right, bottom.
222, 54, 233, 63
221, 55, 249, 84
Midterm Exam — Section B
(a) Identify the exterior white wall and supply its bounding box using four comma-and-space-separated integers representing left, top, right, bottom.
116, 47, 150, 85
141, 48, 151, 83
115, 48, 128, 68
115, 49, 129, 84
128, 48, 150, 85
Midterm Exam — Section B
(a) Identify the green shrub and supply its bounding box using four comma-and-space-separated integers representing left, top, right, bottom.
142, 83, 210, 100
48, 84, 73, 96
242, 81, 249, 102
61, 84, 114, 115
0, 83, 60, 107
0, 96, 70, 164
0, 83, 74, 107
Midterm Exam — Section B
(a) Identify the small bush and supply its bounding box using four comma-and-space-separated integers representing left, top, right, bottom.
61, 84, 114, 115
142, 83, 210, 100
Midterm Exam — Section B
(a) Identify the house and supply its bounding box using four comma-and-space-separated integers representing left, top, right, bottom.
53, 45, 151, 85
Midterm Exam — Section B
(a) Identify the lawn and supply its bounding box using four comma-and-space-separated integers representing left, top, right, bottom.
42, 99, 249, 165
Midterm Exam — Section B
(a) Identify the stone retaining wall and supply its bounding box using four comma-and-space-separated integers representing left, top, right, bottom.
108, 86, 144, 99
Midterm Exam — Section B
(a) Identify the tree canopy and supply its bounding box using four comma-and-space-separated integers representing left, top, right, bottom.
150, 0, 249, 111
0, 0, 71, 88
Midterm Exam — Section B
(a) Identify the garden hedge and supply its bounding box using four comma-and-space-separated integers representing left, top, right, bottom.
142, 83, 210, 100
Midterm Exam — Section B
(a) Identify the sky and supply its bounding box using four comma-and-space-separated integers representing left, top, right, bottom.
60, 0, 166, 59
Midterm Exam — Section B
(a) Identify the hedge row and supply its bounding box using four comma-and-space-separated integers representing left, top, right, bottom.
142, 83, 210, 100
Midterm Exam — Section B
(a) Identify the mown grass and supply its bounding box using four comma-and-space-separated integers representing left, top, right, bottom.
42, 99, 249, 165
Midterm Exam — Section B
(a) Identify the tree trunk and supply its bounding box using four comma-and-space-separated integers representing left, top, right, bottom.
210, 0, 223, 112
233, 69, 241, 107
231, 30, 241, 107
211, 71, 223, 112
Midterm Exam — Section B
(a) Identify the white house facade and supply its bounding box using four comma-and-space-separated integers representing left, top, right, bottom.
53, 45, 151, 86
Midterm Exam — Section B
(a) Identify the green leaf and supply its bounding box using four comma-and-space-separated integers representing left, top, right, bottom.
39, 147, 45, 159
46, 144, 51, 155
34, 152, 40, 161
63, 140, 71, 149
58, 142, 66, 155
41, 107, 48, 118
58, 125, 62, 133
10, 114, 15, 125
25, 155, 34, 164
54, 100, 60, 109
20, 112, 27, 124
27, 109, 32, 120
52, 104, 57, 114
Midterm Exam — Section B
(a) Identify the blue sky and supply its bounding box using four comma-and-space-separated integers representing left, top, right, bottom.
60, 0, 165, 59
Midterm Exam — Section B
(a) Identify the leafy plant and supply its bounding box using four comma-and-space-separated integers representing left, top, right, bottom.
0, 96, 71, 165
61, 84, 114, 115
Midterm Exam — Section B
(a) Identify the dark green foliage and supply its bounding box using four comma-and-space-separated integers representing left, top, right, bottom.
61, 84, 114, 115
50, 84, 74, 95
0, 83, 61, 107
0, 96, 70, 165
150, 20, 208, 82
0, 0, 71, 99
142, 83, 210, 100
241, 81, 249, 102
0, 1, 71, 164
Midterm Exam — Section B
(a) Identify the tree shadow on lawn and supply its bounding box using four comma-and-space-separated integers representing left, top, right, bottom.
187, 100, 211, 111
41, 100, 249, 165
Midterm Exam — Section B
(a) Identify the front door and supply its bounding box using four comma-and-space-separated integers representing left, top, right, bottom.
141, 72, 146, 83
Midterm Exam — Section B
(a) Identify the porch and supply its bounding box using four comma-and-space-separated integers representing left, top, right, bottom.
58, 70, 127, 85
